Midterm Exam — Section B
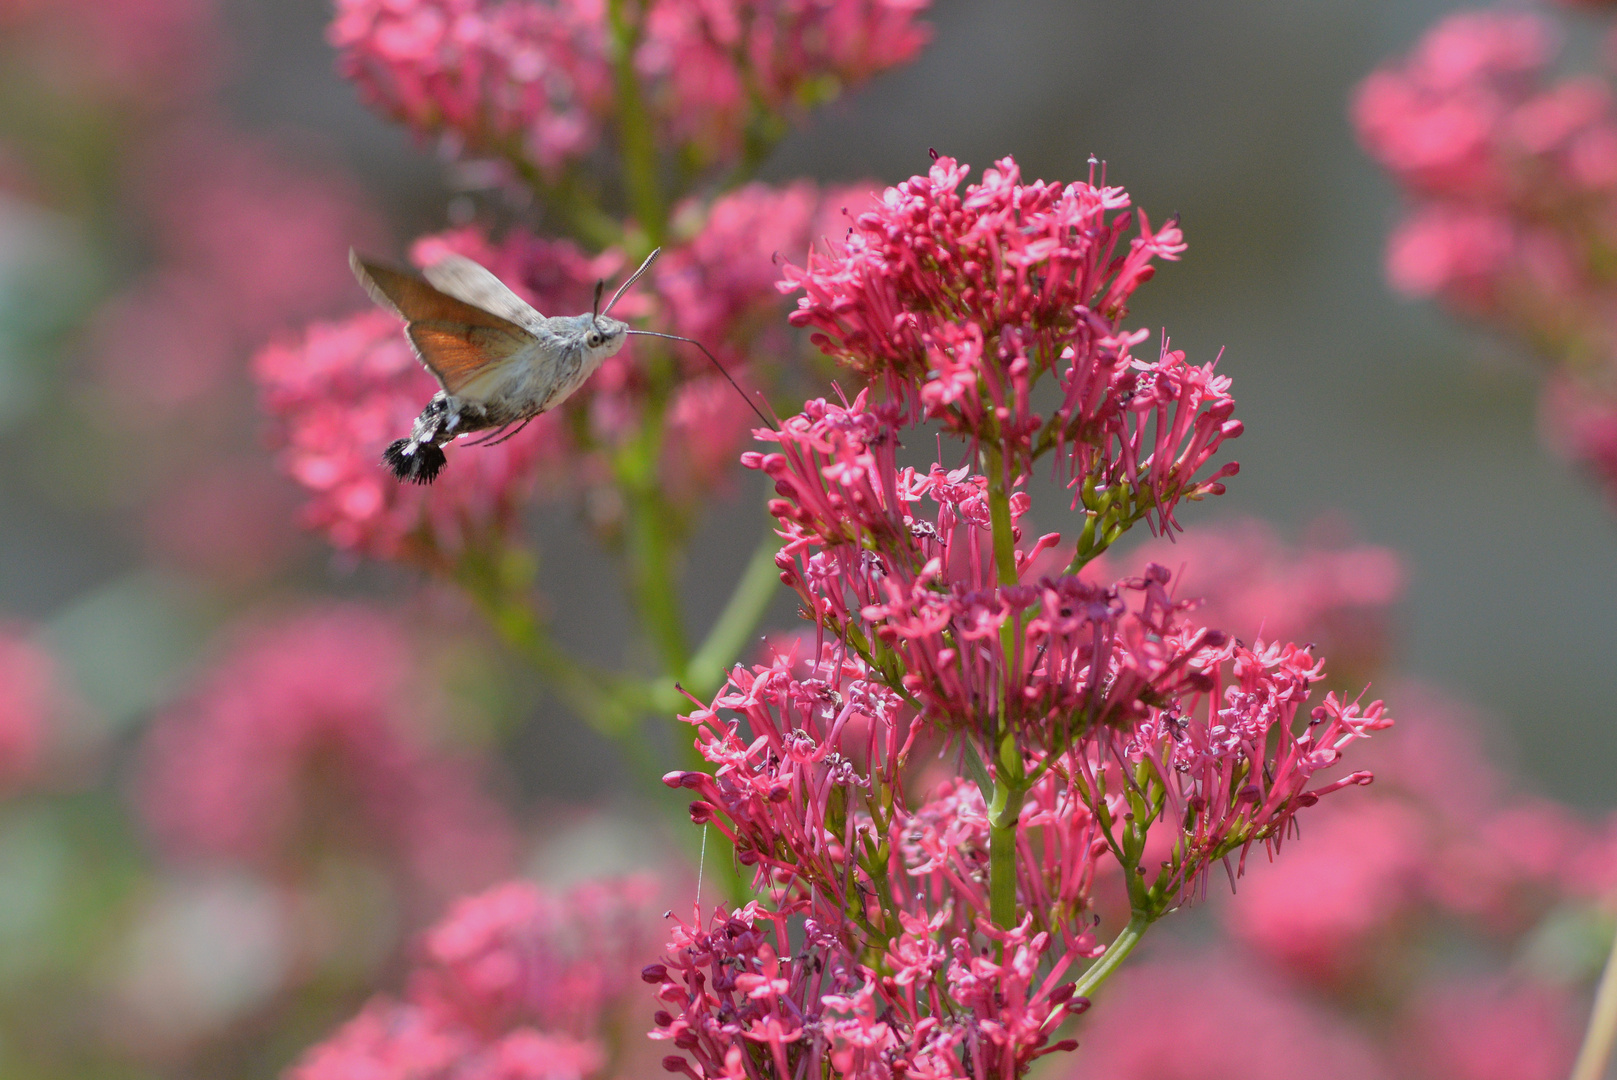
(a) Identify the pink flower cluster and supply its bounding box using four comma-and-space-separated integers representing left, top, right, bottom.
329, 0, 929, 178
293, 876, 663, 1080
0, 623, 57, 790
652, 580, 1388, 1075
1355, 8, 1617, 499
1053, 703, 1594, 1080
641, 152, 1392, 1078
650, 898, 1083, 1080
782, 156, 1238, 532
137, 605, 513, 901
257, 181, 862, 558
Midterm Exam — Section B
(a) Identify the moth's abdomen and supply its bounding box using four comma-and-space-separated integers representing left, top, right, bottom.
383, 439, 446, 484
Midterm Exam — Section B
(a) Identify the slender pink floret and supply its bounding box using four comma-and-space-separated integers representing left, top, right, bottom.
781, 156, 1238, 531
137, 605, 513, 899
291, 876, 661, 1080
0, 624, 56, 790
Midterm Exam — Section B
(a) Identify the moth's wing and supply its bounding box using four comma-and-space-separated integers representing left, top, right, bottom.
351, 251, 535, 397
422, 254, 544, 326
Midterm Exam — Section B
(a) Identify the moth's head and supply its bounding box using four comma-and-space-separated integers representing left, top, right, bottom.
584, 315, 629, 357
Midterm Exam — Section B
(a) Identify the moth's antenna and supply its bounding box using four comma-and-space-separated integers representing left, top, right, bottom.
591, 278, 605, 324
627, 329, 777, 431
602, 247, 661, 318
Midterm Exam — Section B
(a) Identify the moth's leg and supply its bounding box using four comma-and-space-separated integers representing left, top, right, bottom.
462, 422, 514, 447
478, 416, 533, 447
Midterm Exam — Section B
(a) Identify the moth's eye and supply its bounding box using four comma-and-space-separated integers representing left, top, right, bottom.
587, 332, 603, 348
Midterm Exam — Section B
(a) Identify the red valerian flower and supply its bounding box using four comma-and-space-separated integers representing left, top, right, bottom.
780, 156, 1238, 531
329, 0, 930, 178
136, 605, 514, 901
291, 876, 660, 1080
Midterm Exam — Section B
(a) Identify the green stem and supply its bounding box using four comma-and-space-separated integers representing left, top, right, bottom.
1070, 911, 1152, 1000
983, 444, 1019, 587
685, 531, 783, 697
606, 0, 665, 243
1571, 918, 1617, 1080
987, 730, 1027, 929
981, 447, 1026, 930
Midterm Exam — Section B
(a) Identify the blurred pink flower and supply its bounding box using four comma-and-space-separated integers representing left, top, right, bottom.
1225, 687, 1593, 983
0, 0, 219, 102
291, 876, 661, 1080
1357, 7, 1617, 502
1540, 375, 1617, 502
137, 605, 514, 899
1116, 517, 1405, 678
1395, 978, 1580, 1080
329, 0, 612, 178
89, 128, 384, 424
1224, 799, 1428, 985
1061, 952, 1388, 1080
330, 0, 929, 176
0, 624, 56, 789
410, 877, 662, 1041
657, 180, 872, 362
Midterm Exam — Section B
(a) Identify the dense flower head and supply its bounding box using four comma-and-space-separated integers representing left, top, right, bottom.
136, 605, 514, 899
780, 155, 1239, 525
292, 876, 661, 1080
330, 0, 929, 179
0, 623, 57, 790
664, 646, 1107, 949
650, 900, 1083, 1080
659, 616, 1387, 1076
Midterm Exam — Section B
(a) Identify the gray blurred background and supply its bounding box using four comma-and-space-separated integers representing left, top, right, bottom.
8, 0, 1615, 805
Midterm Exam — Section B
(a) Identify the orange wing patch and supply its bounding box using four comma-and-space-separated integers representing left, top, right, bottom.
407, 322, 530, 397
352, 253, 536, 397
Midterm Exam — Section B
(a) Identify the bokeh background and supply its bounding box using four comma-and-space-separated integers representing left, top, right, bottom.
3, 0, 1616, 1077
